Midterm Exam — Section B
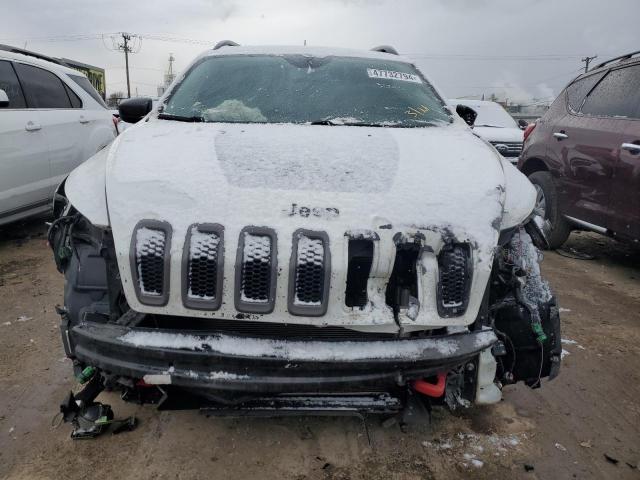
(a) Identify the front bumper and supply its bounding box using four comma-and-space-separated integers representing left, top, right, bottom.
67, 320, 497, 394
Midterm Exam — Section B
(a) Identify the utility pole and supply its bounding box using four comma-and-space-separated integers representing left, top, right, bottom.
121, 33, 132, 98
107, 32, 141, 98
581, 55, 597, 73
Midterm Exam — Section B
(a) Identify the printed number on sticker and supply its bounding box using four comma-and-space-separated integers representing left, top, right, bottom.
367, 68, 422, 84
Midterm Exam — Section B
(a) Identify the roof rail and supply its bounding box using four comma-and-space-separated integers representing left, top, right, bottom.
371, 45, 399, 55
0, 44, 63, 65
213, 40, 240, 50
594, 50, 640, 69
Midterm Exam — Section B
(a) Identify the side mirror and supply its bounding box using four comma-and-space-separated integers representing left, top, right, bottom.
455, 104, 477, 127
518, 119, 528, 130
118, 97, 153, 123
0, 89, 9, 108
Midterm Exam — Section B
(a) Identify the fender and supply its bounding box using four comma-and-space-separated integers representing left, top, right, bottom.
500, 159, 536, 230
63, 142, 113, 227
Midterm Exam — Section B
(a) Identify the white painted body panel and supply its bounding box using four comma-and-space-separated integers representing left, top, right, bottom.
65, 118, 534, 331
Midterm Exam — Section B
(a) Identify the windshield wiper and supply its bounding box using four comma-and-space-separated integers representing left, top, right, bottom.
309, 119, 384, 127
475, 124, 504, 128
158, 113, 204, 122
310, 119, 337, 125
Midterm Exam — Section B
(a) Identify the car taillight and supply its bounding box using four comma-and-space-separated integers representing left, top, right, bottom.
523, 122, 536, 143
112, 115, 120, 135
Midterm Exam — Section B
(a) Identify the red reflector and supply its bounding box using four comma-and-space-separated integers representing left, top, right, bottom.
523, 122, 537, 143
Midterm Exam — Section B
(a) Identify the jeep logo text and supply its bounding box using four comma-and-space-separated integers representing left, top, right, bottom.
285, 203, 340, 219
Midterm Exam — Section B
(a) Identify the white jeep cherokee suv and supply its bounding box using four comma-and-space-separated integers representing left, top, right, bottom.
49, 43, 560, 416
0, 46, 116, 226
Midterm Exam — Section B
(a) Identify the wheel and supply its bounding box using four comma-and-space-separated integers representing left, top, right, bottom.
528, 171, 571, 249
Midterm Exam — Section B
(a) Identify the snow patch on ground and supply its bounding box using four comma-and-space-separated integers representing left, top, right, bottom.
423, 432, 525, 468
562, 338, 585, 353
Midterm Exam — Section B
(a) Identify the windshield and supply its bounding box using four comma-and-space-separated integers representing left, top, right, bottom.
455, 101, 518, 128
162, 54, 452, 127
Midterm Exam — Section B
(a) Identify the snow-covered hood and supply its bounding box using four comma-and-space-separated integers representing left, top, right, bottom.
472, 126, 523, 144
69, 119, 535, 331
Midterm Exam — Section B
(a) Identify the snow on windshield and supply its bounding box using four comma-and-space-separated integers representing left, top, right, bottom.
162, 55, 452, 127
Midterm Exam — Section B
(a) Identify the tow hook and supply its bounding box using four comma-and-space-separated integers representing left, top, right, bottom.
412, 372, 447, 398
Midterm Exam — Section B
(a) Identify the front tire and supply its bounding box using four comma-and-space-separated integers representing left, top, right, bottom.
528, 171, 571, 249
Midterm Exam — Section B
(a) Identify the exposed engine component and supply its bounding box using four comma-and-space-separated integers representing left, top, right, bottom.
489, 229, 561, 388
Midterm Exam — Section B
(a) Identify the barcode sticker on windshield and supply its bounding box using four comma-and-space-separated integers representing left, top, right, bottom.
367, 68, 422, 83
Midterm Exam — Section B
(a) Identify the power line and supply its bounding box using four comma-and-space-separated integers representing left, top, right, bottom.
106, 65, 163, 71
137, 33, 212, 46
408, 55, 584, 61
0, 33, 116, 43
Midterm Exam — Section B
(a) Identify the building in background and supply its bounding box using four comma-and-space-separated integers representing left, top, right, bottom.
59, 58, 106, 100
0, 44, 106, 99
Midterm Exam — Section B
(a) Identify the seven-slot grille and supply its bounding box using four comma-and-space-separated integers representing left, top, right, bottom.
288, 231, 330, 316
437, 244, 472, 317
131, 222, 473, 318
183, 224, 224, 310
489, 141, 523, 158
131, 221, 171, 306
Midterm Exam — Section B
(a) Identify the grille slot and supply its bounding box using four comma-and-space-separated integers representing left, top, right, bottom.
288, 230, 330, 316
137, 228, 165, 295
130, 220, 171, 306
437, 243, 472, 317
242, 235, 271, 301
489, 141, 523, 158
235, 227, 277, 313
183, 223, 224, 310
294, 236, 324, 304
345, 239, 374, 308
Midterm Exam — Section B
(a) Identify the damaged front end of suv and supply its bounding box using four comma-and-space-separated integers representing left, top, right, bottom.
48, 46, 561, 420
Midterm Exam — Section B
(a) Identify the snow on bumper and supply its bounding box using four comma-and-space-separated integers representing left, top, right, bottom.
69, 321, 497, 393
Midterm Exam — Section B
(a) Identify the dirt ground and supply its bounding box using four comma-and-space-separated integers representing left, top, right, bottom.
0, 218, 638, 480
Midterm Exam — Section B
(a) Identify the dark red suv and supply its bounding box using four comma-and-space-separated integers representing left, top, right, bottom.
519, 51, 640, 248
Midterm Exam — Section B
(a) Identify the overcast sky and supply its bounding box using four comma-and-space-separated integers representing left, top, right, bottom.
1, 0, 637, 102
